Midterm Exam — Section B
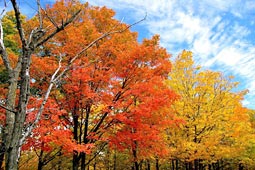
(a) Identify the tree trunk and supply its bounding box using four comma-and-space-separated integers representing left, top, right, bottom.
93, 160, 96, 170
134, 161, 139, 170
155, 158, 159, 170
185, 162, 189, 170
38, 161, 44, 170
208, 164, 211, 170
38, 150, 44, 170
81, 152, 86, 170
73, 152, 80, 170
73, 111, 79, 170
147, 160, 151, 170
6, 49, 31, 170
132, 141, 139, 170
1, 70, 20, 169
239, 163, 244, 170
194, 159, 199, 170
113, 149, 117, 170
176, 159, 179, 170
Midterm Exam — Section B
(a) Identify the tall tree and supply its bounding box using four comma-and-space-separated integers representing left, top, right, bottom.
166, 50, 254, 169
25, 10, 177, 168
0, 0, 144, 169
0, 0, 82, 168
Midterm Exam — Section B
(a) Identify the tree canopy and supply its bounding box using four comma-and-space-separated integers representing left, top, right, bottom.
0, 1, 254, 170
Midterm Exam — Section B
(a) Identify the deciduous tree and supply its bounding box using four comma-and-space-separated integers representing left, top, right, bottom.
0, 0, 145, 169
166, 50, 254, 169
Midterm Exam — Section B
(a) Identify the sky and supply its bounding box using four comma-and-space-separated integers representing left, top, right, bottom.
87, 0, 255, 109
1, 0, 255, 109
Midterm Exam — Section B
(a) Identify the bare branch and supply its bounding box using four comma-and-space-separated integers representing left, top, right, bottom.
0, 0, 7, 17
35, 9, 81, 47
10, 0, 27, 46
53, 15, 146, 82
42, 8, 58, 28
36, 0, 43, 29
0, 104, 17, 114
21, 14, 146, 144
43, 148, 62, 165
21, 55, 63, 143
0, 20, 12, 71
85, 142, 107, 166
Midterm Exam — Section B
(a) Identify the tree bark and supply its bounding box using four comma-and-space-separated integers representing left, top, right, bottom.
155, 158, 159, 170
5, 49, 32, 170
147, 160, 150, 170
73, 152, 80, 170
194, 159, 199, 170
132, 142, 139, 170
72, 110, 80, 170
38, 149, 44, 170
81, 152, 86, 170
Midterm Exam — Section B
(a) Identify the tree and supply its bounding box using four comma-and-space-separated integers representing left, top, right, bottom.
25, 9, 177, 169
166, 50, 254, 169
0, 0, 145, 169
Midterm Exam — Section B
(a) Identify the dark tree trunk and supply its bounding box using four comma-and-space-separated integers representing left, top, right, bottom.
73, 110, 79, 170
172, 159, 179, 170
73, 152, 80, 170
38, 149, 44, 170
208, 164, 211, 170
147, 160, 151, 170
155, 158, 159, 170
132, 140, 139, 170
239, 163, 244, 170
139, 160, 143, 170
194, 159, 199, 170
93, 161, 96, 170
185, 162, 189, 170
38, 159, 44, 170
81, 152, 86, 170
134, 161, 139, 170
171, 160, 175, 170
176, 159, 179, 170
81, 105, 90, 170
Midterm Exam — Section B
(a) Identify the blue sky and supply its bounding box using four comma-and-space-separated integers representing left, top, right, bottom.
2, 0, 255, 109
88, 0, 255, 109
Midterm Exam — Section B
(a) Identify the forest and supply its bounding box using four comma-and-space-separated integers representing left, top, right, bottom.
0, 1, 255, 170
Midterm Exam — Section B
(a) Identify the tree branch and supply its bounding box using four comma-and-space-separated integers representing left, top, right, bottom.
0, 0, 7, 17
20, 55, 62, 143
85, 142, 107, 166
21, 14, 146, 144
35, 9, 81, 47
36, 0, 43, 29
53, 14, 146, 83
0, 104, 17, 114
0, 20, 12, 71
10, 0, 27, 46
41, 8, 59, 28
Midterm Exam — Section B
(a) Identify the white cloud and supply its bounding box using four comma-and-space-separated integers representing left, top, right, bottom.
89, 0, 255, 108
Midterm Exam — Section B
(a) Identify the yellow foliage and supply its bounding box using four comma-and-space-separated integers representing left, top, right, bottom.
166, 50, 254, 164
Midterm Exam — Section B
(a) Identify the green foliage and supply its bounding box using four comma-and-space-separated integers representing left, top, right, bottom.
0, 69, 8, 84
2, 10, 25, 54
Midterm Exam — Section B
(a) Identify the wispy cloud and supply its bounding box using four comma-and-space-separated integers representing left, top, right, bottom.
90, 0, 255, 109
